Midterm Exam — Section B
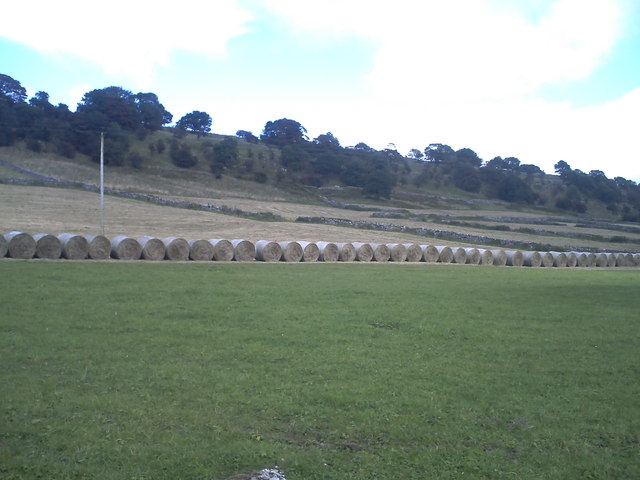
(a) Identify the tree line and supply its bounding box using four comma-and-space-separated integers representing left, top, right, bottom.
1, 73, 639, 220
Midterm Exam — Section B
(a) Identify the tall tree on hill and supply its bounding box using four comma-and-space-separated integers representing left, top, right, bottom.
77, 86, 139, 131
176, 111, 212, 137
261, 118, 307, 146
134, 92, 172, 131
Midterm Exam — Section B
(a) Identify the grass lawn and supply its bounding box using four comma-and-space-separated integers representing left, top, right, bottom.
1, 262, 639, 479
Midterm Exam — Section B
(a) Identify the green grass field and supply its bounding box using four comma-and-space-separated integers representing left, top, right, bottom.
1, 262, 639, 479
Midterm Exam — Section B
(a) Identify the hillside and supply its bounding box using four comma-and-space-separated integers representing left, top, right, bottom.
1, 133, 640, 254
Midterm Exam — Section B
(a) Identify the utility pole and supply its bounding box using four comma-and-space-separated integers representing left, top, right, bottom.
100, 132, 105, 235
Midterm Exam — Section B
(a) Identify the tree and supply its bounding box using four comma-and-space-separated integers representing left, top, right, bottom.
261, 118, 307, 146
424, 143, 455, 163
77, 86, 139, 130
134, 92, 172, 130
455, 147, 482, 167
176, 111, 212, 137
497, 174, 536, 203
313, 132, 340, 149
0, 74, 27, 103
554, 160, 572, 177
407, 148, 424, 161
236, 130, 259, 143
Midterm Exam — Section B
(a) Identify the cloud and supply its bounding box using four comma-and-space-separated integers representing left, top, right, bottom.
259, 0, 639, 180
0, 0, 252, 87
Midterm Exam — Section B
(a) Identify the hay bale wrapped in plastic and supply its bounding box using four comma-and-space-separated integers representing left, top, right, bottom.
403, 243, 422, 262
86, 234, 111, 260
565, 252, 578, 268
451, 247, 466, 264
4, 231, 36, 259
337, 242, 356, 262
316, 241, 339, 262
522, 251, 542, 267
231, 239, 255, 261
278, 241, 303, 262
464, 248, 480, 265
58, 233, 89, 260
189, 239, 214, 261
478, 249, 494, 265
572, 252, 588, 267
550, 252, 567, 267
138, 236, 166, 261
505, 250, 524, 267
436, 246, 453, 263
388, 243, 407, 262
594, 253, 608, 267
255, 240, 282, 262
370, 243, 390, 262
208, 239, 235, 261
163, 237, 189, 261
352, 242, 374, 262
540, 252, 554, 268
33, 233, 62, 259
297, 241, 320, 262
422, 244, 439, 263
111, 235, 142, 260
491, 249, 507, 266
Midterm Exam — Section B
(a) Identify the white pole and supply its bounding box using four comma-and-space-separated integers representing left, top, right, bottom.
100, 132, 104, 235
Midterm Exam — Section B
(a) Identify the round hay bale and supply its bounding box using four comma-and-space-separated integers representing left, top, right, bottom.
33, 233, 62, 259
255, 240, 282, 262
4, 231, 36, 259
585, 253, 597, 268
606, 252, 617, 267
403, 243, 422, 262
572, 252, 588, 267
337, 243, 357, 262
550, 252, 567, 267
565, 252, 578, 268
138, 236, 166, 261
85, 234, 111, 260
422, 244, 439, 263
370, 243, 390, 262
505, 250, 524, 267
279, 241, 303, 262
624, 253, 634, 266
111, 235, 142, 260
352, 242, 374, 262
388, 244, 407, 262
436, 246, 453, 263
189, 239, 214, 261
540, 252, 554, 268
57, 233, 89, 260
231, 239, 255, 261
522, 251, 542, 267
451, 247, 466, 264
491, 249, 507, 266
316, 242, 339, 262
478, 249, 494, 265
0, 234, 7, 257
633, 254, 640, 267
464, 248, 480, 265
297, 241, 320, 262
208, 239, 235, 261
162, 237, 189, 261
595, 253, 608, 267
614, 253, 628, 267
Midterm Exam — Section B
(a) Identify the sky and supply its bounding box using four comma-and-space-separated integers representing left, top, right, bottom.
1, 0, 640, 181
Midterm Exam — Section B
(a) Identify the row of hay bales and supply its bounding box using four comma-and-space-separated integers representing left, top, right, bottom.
3, 231, 640, 267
